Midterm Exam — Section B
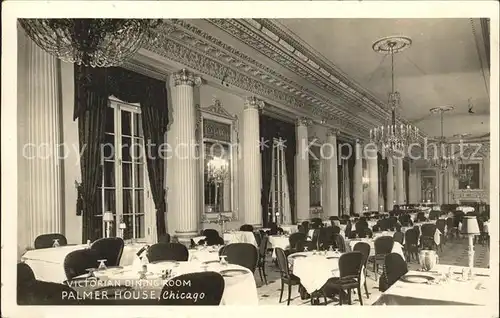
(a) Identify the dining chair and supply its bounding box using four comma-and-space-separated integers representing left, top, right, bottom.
147, 242, 189, 263
256, 234, 269, 285
352, 242, 371, 299
63, 248, 100, 280
34, 233, 68, 249
321, 251, 364, 305
90, 237, 124, 267
275, 248, 301, 305
159, 272, 225, 305
370, 236, 394, 281
380, 253, 408, 292
403, 228, 419, 262
219, 243, 258, 272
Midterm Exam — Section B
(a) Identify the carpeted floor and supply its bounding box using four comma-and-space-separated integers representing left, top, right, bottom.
253, 237, 490, 305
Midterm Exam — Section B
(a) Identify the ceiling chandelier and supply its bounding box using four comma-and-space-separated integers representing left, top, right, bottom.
454, 164, 474, 183
19, 19, 161, 68
369, 36, 420, 157
428, 106, 456, 173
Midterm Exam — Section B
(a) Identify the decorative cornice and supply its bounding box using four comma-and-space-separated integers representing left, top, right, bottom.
296, 117, 312, 127
172, 69, 202, 87
145, 20, 368, 138
244, 96, 265, 110
208, 19, 390, 125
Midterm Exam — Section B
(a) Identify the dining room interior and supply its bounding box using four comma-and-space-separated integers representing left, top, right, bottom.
13, 17, 495, 307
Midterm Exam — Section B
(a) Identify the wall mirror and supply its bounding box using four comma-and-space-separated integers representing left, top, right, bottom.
198, 100, 238, 219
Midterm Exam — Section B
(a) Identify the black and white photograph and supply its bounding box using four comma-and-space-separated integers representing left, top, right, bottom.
1, 1, 498, 317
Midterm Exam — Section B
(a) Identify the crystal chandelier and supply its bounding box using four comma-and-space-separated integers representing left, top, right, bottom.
428, 106, 456, 172
454, 163, 474, 183
370, 36, 420, 156
19, 19, 161, 67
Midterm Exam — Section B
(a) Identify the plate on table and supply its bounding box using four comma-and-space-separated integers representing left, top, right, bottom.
219, 269, 248, 277
290, 254, 307, 259
401, 274, 435, 284
202, 260, 220, 265
326, 255, 340, 260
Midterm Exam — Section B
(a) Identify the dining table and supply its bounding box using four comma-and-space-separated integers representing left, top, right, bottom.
222, 231, 257, 247
69, 260, 259, 305
21, 243, 146, 283
288, 250, 365, 295
373, 265, 492, 305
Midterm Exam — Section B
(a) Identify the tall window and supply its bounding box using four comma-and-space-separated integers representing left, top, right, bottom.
98, 98, 149, 240
268, 138, 291, 224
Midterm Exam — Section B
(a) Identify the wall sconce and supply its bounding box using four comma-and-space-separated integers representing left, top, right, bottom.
362, 177, 369, 189
103, 211, 114, 238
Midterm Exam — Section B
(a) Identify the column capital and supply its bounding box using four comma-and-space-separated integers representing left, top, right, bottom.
326, 128, 340, 137
244, 96, 265, 110
296, 117, 313, 127
173, 69, 202, 87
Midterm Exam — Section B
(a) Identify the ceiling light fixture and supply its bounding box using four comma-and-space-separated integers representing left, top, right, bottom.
369, 36, 420, 157
19, 19, 161, 68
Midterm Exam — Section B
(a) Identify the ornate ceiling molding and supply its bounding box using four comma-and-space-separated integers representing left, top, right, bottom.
208, 19, 393, 124
143, 19, 368, 138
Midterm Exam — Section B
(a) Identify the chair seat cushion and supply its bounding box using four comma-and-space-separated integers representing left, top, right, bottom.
322, 277, 359, 292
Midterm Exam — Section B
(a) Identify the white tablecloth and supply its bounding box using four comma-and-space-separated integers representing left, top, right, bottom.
457, 206, 475, 213
72, 261, 259, 305
21, 243, 145, 283
374, 265, 491, 305
223, 231, 257, 247
268, 235, 290, 250
289, 251, 365, 294
280, 225, 298, 234
345, 238, 405, 260
188, 246, 221, 262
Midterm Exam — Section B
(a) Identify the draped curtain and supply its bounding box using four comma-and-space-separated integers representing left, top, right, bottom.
338, 141, 354, 215
74, 66, 168, 242
378, 153, 388, 210
337, 158, 343, 215
259, 115, 296, 226
404, 160, 410, 204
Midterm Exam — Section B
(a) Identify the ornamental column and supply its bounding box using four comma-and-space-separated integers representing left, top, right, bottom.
295, 118, 311, 222
367, 147, 379, 211
242, 97, 263, 227
353, 141, 364, 215
408, 160, 418, 203
386, 156, 395, 210
395, 157, 405, 204
325, 129, 339, 217
170, 69, 201, 243
20, 31, 63, 248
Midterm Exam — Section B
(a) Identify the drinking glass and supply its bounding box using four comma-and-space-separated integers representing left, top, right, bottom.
328, 245, 334, 252
219, 255, 228, 266
52, 239, 60, 247
304, 246, 308, 252
86, 268, 97, 279
97, 259, 107, 271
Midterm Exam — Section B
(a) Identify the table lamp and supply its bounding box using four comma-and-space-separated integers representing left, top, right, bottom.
461, 216, 480, 269
119, 220, 127, 238
103, 211, 114, 238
